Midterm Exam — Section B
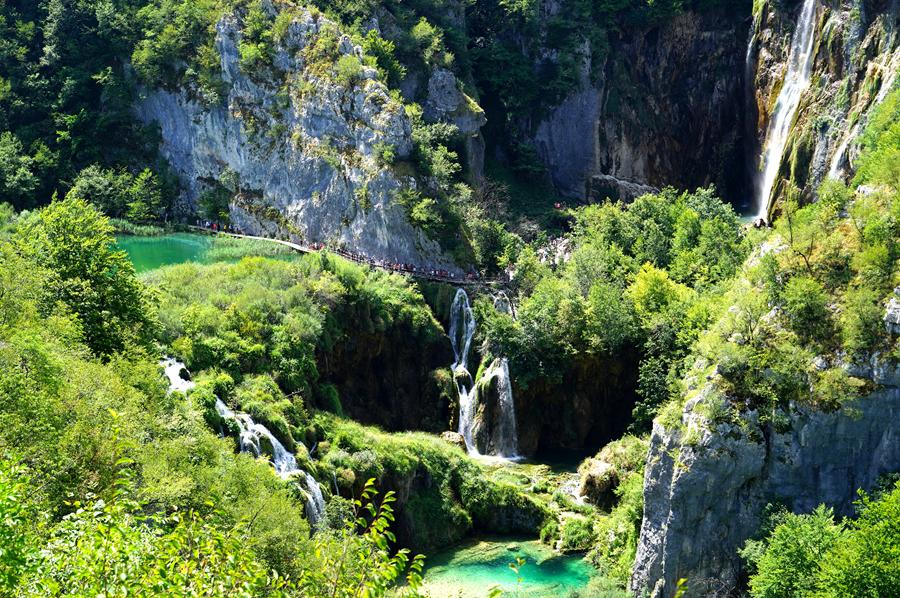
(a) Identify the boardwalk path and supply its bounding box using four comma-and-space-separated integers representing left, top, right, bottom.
189, 226, 501, 286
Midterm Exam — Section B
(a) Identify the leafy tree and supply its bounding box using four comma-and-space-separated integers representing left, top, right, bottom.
0, 132, 38, 208
66, 165, 133, 218
817, 484, 900, 597
840, 287, 884, 356
781, 276, 831, 344
14, 197, 154, 355
746, 506, 845, 598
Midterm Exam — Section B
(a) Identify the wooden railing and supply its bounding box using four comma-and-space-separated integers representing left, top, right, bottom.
188, 225, 502, 286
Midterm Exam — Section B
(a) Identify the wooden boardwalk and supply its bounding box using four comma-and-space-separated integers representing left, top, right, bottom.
188, 226, 501, 286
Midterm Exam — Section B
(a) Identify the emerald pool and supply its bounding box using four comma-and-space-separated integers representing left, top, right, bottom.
116, 233, 293, 273
421, 537, 594, 597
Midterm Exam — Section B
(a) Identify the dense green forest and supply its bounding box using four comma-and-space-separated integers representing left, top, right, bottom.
0, 0, 899, 596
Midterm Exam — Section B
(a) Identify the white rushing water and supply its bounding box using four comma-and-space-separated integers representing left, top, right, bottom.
160, 357, 325, 527
450, 289, 479, 454
480, 358, 521, 460
449, 289, 520, 460
162, 357, 196, 394
754, 0, 818, 220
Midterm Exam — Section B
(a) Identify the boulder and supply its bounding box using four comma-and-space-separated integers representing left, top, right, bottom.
440, 431, 466, 450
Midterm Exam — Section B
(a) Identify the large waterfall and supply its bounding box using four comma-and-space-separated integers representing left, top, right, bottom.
449, 289, 520, 460
754, 0, 818, 220
161, 358, 326, 527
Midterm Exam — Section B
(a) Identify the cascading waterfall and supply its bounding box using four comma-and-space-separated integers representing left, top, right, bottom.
213, 399, 325, 526
449, 289, 520, 459
160, 358, 326, 527
450, 289, 479, 454
754, 0, 818, 220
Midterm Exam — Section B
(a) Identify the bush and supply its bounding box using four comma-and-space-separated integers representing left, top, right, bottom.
334, 54, 363, 88
840, 288, 885, 356
559, 516, 596, 552
782, 276, 831, 344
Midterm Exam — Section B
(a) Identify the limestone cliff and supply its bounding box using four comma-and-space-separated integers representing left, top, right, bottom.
749, 0, 900, 217
631, 357, 900, 596
529, 7, 751, 203
136, 7, 460, 271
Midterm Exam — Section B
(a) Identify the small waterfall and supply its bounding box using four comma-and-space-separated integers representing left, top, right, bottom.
159, 358, 326, 528
449, 289, 520, 460
828, 121, 860, 180
754, 0, 818, 220
450, 288, 476, 373
491, 291, 515, 318
450, 289, 479, 454
829, 50, 899, 180
304, 471, 326, 525
480, 358, 521, 460
214, 399, 299, 477
214, 399, 325, 526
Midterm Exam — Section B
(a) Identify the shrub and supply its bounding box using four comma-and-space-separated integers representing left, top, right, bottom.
334, 54, 362, 88
560, 516, 595, 552
840, 287, 885, 355
781, 276, 832, 344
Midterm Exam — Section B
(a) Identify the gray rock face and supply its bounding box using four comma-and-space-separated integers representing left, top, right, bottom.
529, 10, 750, 202
631, 378, 900, 597
532, 86, 601, 199
886, 290, 900, 336
423, 67, 487, 182
589, 174, 659, 203
135, 9, 459, 272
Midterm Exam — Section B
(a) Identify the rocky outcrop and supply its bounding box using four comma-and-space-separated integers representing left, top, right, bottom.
136, 7, 459, 271
749, 0, 900, 215
631, 364, 900, 597
424, 68, 487, 181
530, 8, 751, 204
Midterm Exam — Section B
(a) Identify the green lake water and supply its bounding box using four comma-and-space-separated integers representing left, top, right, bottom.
116, 233, 218, 273
116, 233, 293, 273
422, 538, 594, 597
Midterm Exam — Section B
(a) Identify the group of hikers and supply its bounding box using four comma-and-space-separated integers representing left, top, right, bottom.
329, 248, 478, 282
195, 221, 482, 283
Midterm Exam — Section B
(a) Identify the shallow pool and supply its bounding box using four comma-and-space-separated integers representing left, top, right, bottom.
421, 537, 594, 597
117, 233, 218, 273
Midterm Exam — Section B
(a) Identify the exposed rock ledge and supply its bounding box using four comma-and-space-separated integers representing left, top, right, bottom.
135, 8, 459, 272
631, 363, 900, 597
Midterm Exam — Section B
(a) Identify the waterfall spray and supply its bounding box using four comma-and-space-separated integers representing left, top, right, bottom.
754, 0, 818, 220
